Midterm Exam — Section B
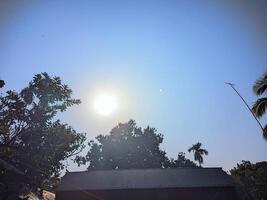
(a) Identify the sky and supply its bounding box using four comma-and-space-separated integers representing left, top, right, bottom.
0, 0, 267, 171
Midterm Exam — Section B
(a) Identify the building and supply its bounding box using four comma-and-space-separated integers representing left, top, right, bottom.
56, 168, 237, 200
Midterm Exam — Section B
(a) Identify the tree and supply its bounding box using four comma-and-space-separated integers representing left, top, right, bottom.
230, 161, 267, 200
84, 120, 169, 169
169, 152, 198, 168
76, 120, 197, 170
0, 80, 4, 88
188, 142, 208, 167
252, 71, 267, 139
0, 73, 86, 199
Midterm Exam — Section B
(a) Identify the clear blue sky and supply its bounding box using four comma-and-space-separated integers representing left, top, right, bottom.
1, 0, 267, 171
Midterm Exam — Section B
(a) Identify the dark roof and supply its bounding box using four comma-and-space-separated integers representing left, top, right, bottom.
57, 168, 234, 191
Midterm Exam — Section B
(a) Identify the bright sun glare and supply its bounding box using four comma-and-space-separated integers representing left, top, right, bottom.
93, 94, 118, 116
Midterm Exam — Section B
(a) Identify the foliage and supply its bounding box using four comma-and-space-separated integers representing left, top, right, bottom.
76, 120, 197, 170
230, 161, 267, 200
188, 142, 208, 166
0, 73, 86, 199
169, 152, 198, 168
0, 80, 4, 88
252, 71, 267, 139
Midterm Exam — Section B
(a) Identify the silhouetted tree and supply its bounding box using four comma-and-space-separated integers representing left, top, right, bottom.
0, 80, 4, 88
84, 120, 168, 169
0, 73, 86, 199
230, 161, 267, 200
76, 120, 197, 170
169, 152, 198, 168
188, 142, 208, 167
252, 71, 267, 139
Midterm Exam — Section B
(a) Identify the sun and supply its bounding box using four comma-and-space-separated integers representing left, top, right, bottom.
93, 93, 118, 116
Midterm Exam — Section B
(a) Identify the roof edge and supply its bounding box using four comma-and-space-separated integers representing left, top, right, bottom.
65, 167, 224, 174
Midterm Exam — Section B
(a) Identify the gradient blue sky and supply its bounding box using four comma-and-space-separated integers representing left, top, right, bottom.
1, 0, 267, 171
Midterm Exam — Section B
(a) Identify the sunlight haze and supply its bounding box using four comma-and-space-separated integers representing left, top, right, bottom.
1, 0, 267, 171
93, 93, 118, 116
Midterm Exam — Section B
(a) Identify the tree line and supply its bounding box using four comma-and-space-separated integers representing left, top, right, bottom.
75, 119, 207, 169
0, 72, 266, 200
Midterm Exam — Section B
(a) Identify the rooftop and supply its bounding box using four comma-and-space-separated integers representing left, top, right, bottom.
57, 168, 234, 191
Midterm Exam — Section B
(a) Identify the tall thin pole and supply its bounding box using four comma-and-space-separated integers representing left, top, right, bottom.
225, 82, 265, 134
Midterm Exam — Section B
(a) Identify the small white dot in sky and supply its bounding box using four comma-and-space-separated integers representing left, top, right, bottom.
159, 89, 163, 92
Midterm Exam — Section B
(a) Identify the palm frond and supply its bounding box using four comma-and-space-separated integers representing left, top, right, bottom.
253, 72, 267, 95
263, 124, 267, 141
188, 147, 193, 153
200, 149, 208, 155
252, 97, 267, 118
195, 142, 201, 149
188, 142, 201, 152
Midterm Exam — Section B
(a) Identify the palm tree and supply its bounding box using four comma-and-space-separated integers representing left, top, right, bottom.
188, 142, 208, 167
252, 71, 267, 139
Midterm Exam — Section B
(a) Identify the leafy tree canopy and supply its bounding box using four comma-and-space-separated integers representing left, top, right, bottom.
76, 120, 197, 170
168, 152, 198, 168
230, 161, 267, 200
0, 73, 86, 199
